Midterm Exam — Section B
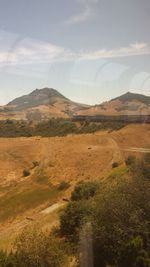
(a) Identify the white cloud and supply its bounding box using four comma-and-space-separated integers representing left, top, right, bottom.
0, 34, 149, 68
80, 43, 150, 59
65, 0, 98, 25
0, 38, 73, 65
130, 42, 147, 50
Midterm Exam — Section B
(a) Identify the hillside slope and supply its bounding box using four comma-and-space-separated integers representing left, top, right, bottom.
77, 92, 150, 116
0, 88, 88, 121
0, 123, 150, 250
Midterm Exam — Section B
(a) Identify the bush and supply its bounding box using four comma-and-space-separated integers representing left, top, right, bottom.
23, 168, 30, 177
60, 201, 92, 242
112, 162, 119, 168
58, 181, 70, 191
0, 250, 7, 266
14, 227, 67, 267
118, 237, 150, 267
60, 157, 150, 266
71, 181, 99, 201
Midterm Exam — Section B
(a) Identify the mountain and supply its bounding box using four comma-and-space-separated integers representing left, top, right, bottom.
0, 88, 88, 121
112, 92, 150, 105
0, 90, 150, 121
7, 88, 69, 110
77, 92, 150, 116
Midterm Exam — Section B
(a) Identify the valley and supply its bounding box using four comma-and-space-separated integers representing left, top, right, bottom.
0, 123, 149, 251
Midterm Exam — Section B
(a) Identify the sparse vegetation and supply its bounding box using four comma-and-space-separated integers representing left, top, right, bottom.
0, 119, 126, 138
71, 181, 99, 201
59, 155, 150, 266
57, 181, 70, 191
0, 184, 61, 222
112, 162, 119, 168
23, 168, 30, 177
0, 227, 68, 267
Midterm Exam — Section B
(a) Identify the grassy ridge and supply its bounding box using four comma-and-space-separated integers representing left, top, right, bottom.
0, 183, 61, 222
0, 119, 126, 137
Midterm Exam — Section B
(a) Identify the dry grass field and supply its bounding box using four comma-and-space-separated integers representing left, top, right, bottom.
0, 123, 149, 250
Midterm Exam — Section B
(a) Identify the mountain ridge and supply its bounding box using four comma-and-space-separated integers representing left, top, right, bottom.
111, 91, 150, 105
7, 87, 70, 111
77, 91, 150, 116
0, 87, 88, 121
0, 88, 150, 120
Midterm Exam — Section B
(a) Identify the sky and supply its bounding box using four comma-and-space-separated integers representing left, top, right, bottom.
0, 0, 150, 105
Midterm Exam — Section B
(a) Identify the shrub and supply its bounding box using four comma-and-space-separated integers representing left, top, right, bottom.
0, 250, 7, 266
15, 227, 67, 267
60, 157, 150, 266
60, 201, 92, 242
71, 181, 99, 201
23, 168, 30, 177
112, 162, 119, 168
58, 181, 70, 191
118, 237, 150, 267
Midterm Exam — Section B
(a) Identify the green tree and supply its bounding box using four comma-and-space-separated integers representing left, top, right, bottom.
118, 237, 150, 267
60, 201, 92, 242
15, 227, 67, 267
71, 181, 99, 201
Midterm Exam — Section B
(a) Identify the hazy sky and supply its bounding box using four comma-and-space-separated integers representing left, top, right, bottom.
0, 0, 150, 104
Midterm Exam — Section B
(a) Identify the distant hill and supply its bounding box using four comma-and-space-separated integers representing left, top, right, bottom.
0, 90, 150, 121
112, 92, 150, 105
7, 88, 69, 110
77, 92, 150, 116
0, 88, 88, 121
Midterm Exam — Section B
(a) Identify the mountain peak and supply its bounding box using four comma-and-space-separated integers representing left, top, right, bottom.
7, 87, 69, 111
111, 91, 150, 104
29, 87, 67, 99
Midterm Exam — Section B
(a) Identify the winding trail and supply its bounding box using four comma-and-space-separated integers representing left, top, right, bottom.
122, 147, 150, 153
41, 202, 65, 214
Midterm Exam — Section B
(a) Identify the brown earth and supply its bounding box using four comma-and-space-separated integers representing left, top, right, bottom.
0, 123, 150, 250
0, 123, 149, 187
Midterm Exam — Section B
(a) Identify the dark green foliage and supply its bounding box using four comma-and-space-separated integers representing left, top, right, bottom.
118, 237, 150, 267
15, 228, 67, 267
91, 178, 150, 266
0, 119, 125, 138
60, 201, 92, 242
60, 156, 150, 267
71, 181, 99, 201
0, 120, 32, 137
0, 228, 68, 267
23, 169, 30, 177
0, 250, 7, 267
35, 119, 77, 137
112, 162, 119, 168
57, 181, 70, 191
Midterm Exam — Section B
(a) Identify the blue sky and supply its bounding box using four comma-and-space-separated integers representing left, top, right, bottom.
0, 0, 150, 104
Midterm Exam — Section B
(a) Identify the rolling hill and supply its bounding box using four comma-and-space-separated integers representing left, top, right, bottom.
77, 92, 150, 116
0, 90, 150, 121
0, 88, 88, 121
